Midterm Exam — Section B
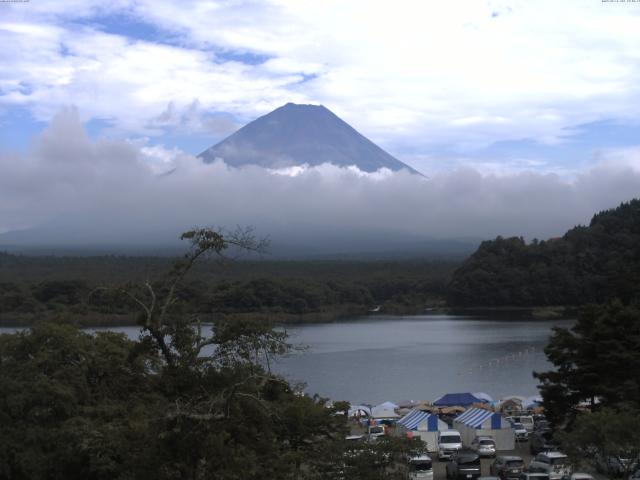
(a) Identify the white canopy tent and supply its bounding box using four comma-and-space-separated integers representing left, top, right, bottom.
371, 401, 400, 420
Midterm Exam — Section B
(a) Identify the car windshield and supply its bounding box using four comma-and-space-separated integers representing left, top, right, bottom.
507, 460, 524, 467
411, 460, 432, 471
459, 456, 480, 466
513, 423, 524, 429
370, 426, 383, 434
480, 440, 495, 446
550, 457, 569, 466
441, 435, 461, 443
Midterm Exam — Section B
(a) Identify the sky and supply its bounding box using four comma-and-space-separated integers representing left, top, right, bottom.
1, 1, 640, 247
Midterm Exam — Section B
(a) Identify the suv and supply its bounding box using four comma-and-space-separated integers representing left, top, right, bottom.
471, 436, 496, 458
446, 452, 481, 480
529, 452, 571, 480
490, 456, 525, 480
438, 429, 463, 460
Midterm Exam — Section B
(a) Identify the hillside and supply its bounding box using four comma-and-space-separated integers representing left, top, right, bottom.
447, 199, 640, 307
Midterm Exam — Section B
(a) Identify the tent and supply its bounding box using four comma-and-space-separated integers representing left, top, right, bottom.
433, 393, 482, 407
371, 401, 400, 420
348, 405, 372, 419
472, 392, 494, 403
498, 397, 524, 415
453, 408, 515, 450
523, 396, 542, 409
396, 409, 449, 452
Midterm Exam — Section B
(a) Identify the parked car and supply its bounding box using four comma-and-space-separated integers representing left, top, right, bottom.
595, 455, 638, 478
528, 452, 572, 480
511, 422, 529, 442
446, 452, 481, 480
408, 454, 434, 480
569, 473, 594, 480
629, 469, 640, 480
438, 429, 463, 460
529, 429, 558, 455
490, 455, 525, 480
367, 425, 385, 441
471, 436, 496, 458
519, 474, 550, 480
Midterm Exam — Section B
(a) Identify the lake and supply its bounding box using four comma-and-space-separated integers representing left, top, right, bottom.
0, 314, 571, 405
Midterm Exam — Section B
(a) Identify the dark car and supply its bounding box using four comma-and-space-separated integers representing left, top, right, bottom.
529, 429, 558, 455
447, 452, 482, 480
490, 455, 525, 480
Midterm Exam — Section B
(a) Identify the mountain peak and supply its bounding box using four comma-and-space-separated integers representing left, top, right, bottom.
198, 103, 420, 174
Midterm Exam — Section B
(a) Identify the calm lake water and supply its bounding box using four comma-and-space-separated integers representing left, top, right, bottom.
0, 314, 571, 405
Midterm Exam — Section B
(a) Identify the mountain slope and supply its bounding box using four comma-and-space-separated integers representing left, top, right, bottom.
446, 199, 640, 307
198, 103, 420, 174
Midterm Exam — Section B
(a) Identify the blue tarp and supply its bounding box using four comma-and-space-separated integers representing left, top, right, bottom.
398, 410, 439, 431
433, 393, 482, 407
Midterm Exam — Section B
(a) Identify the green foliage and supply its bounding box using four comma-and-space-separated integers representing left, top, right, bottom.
534, 302, 640, 427
558, 409, 640, 478
448, 199, 640, 306
0, 228, 418, 479
0, 255, 456, 326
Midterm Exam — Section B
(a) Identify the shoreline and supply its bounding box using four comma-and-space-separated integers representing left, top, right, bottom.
0, 305, 576, 328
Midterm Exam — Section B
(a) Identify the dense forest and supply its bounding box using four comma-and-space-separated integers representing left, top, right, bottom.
0, 229, 425, 479
0, 253, 456, 326
447, 199, 640, 307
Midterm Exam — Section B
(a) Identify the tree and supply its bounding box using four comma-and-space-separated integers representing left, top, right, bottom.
558, 409, 640, 478
534, 301, 640, 427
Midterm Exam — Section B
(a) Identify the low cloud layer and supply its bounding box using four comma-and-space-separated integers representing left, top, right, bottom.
2, 110, 640, 251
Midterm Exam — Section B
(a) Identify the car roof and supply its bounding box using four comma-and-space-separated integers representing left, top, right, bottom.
497, 455, 523, 461
411, 454, 432, 462
541, 452, 567, 458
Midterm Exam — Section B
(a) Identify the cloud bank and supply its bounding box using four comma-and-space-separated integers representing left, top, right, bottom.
2, 0, 640, 166
1, 110, 640, 252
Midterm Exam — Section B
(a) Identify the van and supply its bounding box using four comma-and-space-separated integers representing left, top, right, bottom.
511, 415, 534, 432
438, 429, 462, 460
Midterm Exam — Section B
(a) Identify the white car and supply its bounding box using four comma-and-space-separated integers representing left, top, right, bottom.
471, 436, 496, 458
511, 422, 529, 442
569, 473, 594, 480
529, 452, 572, 480
409, 454, 434, 480
368, 425, 385, 441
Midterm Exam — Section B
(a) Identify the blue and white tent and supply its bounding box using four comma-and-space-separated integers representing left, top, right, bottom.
398, 410, 440, 431
396, 409, 448, 452
453, 407, 514, 450
455, 408, 502, 429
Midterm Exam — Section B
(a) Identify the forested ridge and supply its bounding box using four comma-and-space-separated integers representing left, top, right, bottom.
447, 199, 640, 307
0, 255, 455, 326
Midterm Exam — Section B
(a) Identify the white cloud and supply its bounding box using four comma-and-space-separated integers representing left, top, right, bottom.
2, 0, 640, 158
1, 110, 640, 248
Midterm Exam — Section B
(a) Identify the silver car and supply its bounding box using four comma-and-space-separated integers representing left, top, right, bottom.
471, 436, 496, 458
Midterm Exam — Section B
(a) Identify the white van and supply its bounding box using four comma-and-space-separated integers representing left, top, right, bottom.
510, 415, 535, 432
437, 429, 462, 460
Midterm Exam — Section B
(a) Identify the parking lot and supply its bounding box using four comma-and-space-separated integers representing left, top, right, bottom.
432, 442, 534, 480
